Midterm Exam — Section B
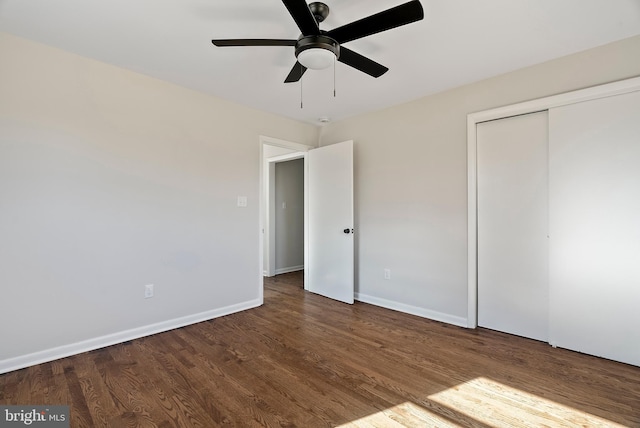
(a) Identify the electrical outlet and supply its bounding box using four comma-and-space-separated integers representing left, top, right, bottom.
384, 269, 391, 280
145, 284, 154, 299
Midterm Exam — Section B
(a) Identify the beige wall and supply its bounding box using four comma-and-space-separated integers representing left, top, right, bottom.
0, 32, 317, 371
319, 35, 640, 324
3, 28, 640, 371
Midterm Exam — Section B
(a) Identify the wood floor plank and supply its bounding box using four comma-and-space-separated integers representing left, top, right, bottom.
2, 271, 640, 427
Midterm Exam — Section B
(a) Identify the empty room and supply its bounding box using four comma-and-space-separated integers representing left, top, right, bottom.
1, 0, 640, 426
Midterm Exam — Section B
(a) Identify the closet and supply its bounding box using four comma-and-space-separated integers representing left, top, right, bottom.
469, 77, 640, 366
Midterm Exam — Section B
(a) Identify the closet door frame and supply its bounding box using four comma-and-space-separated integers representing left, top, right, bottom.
466, 76, 640, 328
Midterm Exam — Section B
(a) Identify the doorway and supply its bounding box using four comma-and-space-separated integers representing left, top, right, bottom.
261, 137, 310, 280
259, 136, 355, 305
270, 157, 305, 275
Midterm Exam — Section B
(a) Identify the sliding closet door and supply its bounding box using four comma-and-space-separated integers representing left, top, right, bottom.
549, 90, 640, 366
477, 112, 549, 342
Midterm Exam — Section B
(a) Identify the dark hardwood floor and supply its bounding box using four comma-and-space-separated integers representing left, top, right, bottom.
2, 271, 639, 427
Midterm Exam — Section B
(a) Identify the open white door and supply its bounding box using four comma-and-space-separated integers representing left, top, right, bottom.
306, 140, 354, 304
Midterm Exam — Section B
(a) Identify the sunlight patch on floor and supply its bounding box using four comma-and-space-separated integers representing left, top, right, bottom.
338, 376, 624, 427
337, 401, 459, 427
426, 376, 624, 428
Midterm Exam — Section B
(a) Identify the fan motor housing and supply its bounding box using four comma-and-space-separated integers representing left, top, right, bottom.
295, 35, 340, 61
309, 2, 330, 23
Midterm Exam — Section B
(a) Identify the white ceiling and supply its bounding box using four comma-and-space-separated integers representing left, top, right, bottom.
1, 0, 640, 125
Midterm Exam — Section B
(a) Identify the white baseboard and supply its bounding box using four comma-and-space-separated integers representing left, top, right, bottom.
0, 298, 262, 374
355, 293, 468, 328
275, 265, 304, 275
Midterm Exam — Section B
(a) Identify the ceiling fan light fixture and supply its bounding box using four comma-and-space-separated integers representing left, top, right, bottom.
297, 48, 335, 70
295, 35, 340, 70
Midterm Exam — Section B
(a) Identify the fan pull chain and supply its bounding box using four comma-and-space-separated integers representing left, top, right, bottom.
333, 56, 336, 97
300, 77, 303, 109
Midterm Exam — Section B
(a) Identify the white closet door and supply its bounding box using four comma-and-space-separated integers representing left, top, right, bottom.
549, 90, 640, 366
477, 111, 549, 342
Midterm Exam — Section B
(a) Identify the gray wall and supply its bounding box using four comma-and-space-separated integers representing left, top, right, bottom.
0, 33, 317, 370
274, 158, 304, 273
319, 35, 640, 325
262, 144, 300, 273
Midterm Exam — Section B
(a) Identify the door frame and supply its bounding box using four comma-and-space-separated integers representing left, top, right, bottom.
466, 76, 640, 328
259, 136, 313, 301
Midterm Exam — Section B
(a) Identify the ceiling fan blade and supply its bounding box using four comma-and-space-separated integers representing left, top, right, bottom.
326, 0, 424, 44
338, 47, 388, 78
284, 62, 308, 83
212, 39, 297, 47
282, 0, 320, 35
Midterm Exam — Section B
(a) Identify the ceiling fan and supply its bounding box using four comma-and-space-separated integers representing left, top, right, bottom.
211, 0, 424, 83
